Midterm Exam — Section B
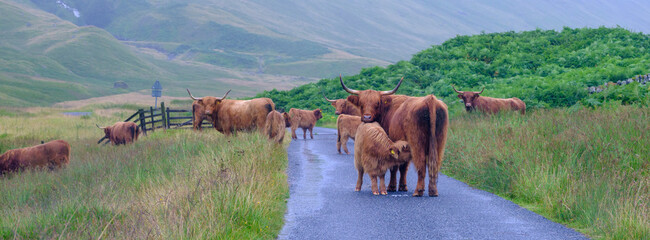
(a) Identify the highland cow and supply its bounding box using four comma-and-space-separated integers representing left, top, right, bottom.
286, 108, 323, 139
336, 114, 362, 154
97, 122, 141, 145
354, 122, 410, 195
0, 140, 71, 173
264, 110, 286, 143
341, 75, 449, 197
453, 86, 526, 114
188, 89, 275, 135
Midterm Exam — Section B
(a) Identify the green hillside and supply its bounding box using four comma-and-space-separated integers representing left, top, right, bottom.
257, 27, 650, 115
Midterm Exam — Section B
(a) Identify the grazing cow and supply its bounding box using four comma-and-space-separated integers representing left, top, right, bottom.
97, 122, 141, 145
354, 122, 410, 195
323, 93, 361, 116
0, 140, 71, 173
286, 108, 323, 139
188, 89, 231, 131
336, 114, 362, 154
264, 110, 286, 144
188, 89, 275, 135
341, 75, 449, 197
452, 86, 526, 114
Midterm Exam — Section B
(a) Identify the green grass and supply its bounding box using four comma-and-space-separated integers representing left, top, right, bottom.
443, 104, 649, 239
0, 108, 290, 239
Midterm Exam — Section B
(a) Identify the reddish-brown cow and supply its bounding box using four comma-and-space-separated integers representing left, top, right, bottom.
97, 122, 141, 145
286, 108, 323, 139
0, 140, 71, 173
188, 89, 275, 135
354, 122, 410, 195
342, 75, 449, 197
188, 89, 231, 131
264, 110, 286, 143
336, 114, 362, 154
323, 93, 361, 116
452, 86, 526, 114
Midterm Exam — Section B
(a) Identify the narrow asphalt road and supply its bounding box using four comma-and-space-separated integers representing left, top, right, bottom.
278, 127, 588, 240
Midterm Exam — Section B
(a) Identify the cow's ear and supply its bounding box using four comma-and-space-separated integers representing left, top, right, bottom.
215, 99, 222, 105
347, 95, 359, 106
457, 94, 463, 99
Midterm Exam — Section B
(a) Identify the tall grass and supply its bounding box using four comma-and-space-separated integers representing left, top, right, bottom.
443, 104, 649, 239
0, 108, 289, 239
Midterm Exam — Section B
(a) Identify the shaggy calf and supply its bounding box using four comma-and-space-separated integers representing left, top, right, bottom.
97, 122, 141, 145
354, 122, 410, 195
264, 110, 286, 144
0, 140, 71, 173
286, 108, 323, 139
336, 114, 362, 154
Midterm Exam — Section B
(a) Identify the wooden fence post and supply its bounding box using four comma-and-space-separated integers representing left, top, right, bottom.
139, 109, 147, 136
161, 102, 167, 129
150, 106, 155, 132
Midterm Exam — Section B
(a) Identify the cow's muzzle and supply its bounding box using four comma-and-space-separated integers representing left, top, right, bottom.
362, 114, 373, 122
335, 111, 341, 115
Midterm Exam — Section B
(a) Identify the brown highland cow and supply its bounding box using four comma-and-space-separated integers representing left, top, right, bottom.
286, 108, 323, 139
452, 86, 526, 114
341, 75, 449, 197
264, 110, 286, 143
323, 93, 361, 116
354, 122, 410, 195
188, 89, 275, 135
97, 122, 141, 145
336, 114, 362, 154
0, 140, 71, 173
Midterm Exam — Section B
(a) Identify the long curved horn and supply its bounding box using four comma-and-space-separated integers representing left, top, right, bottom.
379, 77, 404, 95
186, 88, 201, 101
340, 74, 359, 95
476, 87, 485, 94
452, 85, 462, 94
322, 92, 336, 103
217, 89, 231, 100
96, 124, 106, 129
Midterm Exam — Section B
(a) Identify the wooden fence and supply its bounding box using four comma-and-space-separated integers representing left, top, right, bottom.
97, 102, 212, 144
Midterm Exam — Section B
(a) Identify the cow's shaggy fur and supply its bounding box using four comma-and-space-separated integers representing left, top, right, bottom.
0, 140, 71, 173
264, 110, 286, 144
354, 122, 410, 195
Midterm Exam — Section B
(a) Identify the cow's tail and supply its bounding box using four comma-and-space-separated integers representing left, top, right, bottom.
132, 124, 141, 141
426, 96, 448, 196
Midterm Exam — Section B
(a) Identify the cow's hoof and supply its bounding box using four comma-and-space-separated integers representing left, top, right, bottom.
373, 191, 380, 195
355, 188, 361, 192
412, 190, 424, 197
398, 185, 408, 192
380, 191, 387, 195
387, 185, 397, 192
344, 151, 349, 154
429, 190, 439, 197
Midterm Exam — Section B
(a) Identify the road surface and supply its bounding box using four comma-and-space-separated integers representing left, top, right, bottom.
278, 127, 588, 239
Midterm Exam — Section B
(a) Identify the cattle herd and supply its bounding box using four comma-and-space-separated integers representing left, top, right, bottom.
1, 77, 526, 198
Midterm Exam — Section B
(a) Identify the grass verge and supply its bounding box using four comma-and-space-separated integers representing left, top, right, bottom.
443, 104, 649, 239
0, 108, 289, 239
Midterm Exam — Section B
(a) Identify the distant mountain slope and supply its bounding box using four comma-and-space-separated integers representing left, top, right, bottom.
0, 0, 347, 107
